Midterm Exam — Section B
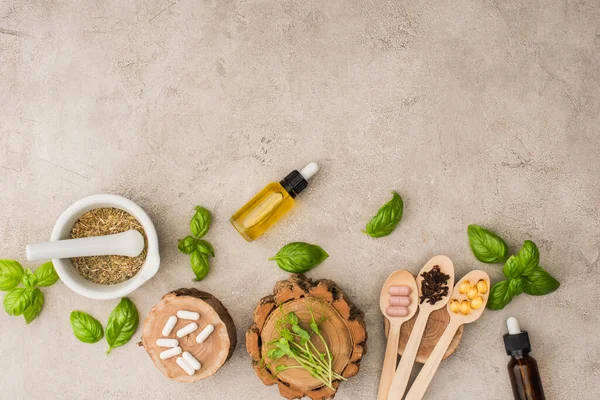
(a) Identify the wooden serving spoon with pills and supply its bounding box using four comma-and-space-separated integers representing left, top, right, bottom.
378, 270, 419, 400
404, 270, 490, 400
387, 255, 455, 400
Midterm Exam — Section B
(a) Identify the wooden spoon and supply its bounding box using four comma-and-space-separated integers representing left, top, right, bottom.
387, 255, 455, 400
378, 270, 419, 400
404, 270, 491, 400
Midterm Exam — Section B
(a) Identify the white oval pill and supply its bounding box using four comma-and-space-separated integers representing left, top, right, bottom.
162, 316, 177, 336
156, 338, 179, 348
195, 324, 215, 344
182, 351, 201, 370
177, 310, 200, 320
176, 357, 195, 376
176, 322, 199, 338
159, 346, 182, 360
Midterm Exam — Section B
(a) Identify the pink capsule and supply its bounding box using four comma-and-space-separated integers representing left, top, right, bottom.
388, 286, 411, 296
386, 306, 409, 317
388, 296, 411, 306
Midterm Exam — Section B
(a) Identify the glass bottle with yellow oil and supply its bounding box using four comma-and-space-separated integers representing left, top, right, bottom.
230, 162, 319, 241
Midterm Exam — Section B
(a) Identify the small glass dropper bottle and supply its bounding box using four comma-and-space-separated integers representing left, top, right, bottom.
504, 317, 546, 400
230, 162, 319, 241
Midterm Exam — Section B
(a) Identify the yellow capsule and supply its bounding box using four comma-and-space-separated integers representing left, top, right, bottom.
460, 300, 471, 315
467, 285, 478, 300
471, 296, 484, 309
477, 280, 488, 294
449, 300, 461, 313
458, 280, 471, 294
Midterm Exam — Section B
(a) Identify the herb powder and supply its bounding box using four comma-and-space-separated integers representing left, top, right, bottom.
69, 208, 147, 285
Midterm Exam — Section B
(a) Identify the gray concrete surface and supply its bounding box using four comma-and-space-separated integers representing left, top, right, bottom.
1, 0, 599, 399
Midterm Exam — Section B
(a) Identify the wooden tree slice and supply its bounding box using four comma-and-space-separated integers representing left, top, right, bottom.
384, 308, 463, 363
246, 274, 367, 400
141, 288, 237, 382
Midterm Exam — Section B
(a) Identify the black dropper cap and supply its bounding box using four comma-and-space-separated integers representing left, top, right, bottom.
280, 170, 307, 198
504, 331, 532, 356
279, 162, 319, 198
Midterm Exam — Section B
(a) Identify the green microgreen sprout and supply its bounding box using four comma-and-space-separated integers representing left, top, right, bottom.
264, 306, 345, 390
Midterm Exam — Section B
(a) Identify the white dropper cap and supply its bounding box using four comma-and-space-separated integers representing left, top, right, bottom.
299, 162, 319, 181
506, 317, 521, 335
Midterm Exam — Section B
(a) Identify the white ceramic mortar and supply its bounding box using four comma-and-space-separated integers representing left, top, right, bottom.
50, 194, 160, 300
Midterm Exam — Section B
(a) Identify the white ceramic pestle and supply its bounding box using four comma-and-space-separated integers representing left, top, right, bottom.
26, 230, 144, 261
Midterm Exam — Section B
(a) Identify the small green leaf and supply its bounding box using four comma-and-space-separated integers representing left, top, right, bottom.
0, 259, 24, 291
105, 298, 139, 354
195, 239, 215, 257
190, 250, 210, 281
178, 236, 197, 254
502, 256, 523, 279
190, 206, 211, 238
267, 348, 285, 360
309, 321, 320, 334
292, 324, 311, 341
268, 242, 329, 273
487, 280, 514, 310
21, 269, 38, 288
287, 312, 299, 325
34, 262, 59, 287
509, 277, 524, 296
3, 287, 34, 316
70, 311, 104, 343
467, 224, 509, 263
364, 191, 404, 238
515, 240, 540, 276
275, 364, 287, 372
23, 288, 44, 324
522, 266, 560, 296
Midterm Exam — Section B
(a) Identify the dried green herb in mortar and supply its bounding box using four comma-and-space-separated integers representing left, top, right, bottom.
70, 208, 147, 285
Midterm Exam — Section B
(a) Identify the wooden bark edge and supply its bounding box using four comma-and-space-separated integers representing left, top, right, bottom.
246, 274, 367, 400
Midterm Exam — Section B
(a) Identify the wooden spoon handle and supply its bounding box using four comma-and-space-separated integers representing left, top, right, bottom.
404, 321, 460, 400
378, 322, 401, 400
386, 311, 430, 400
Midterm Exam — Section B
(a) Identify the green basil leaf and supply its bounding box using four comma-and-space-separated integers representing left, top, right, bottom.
106, 298, 139, 354
515, 240, 540, 276
509, 277, 524, 296
487, 280, 514, 310
23, 288, 44, 324
190, 206, 211, 238
195, 239, 215, 257
503, 256, 520, 279
34, 262, 59, 287
268, 242, 329, 273
467, 224, 509, 263
178, 236, 197, 254
190, 250, 210, 281
0, 259, 24, 291
70, 310, 104, 343
3, 287, 34, 316
522, 266, 560, 296
364, 191, 404, 238
21, 268, 38, 288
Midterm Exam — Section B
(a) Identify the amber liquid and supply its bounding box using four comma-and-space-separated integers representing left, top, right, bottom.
508, 354, 545, 400
230, 182, 295, 241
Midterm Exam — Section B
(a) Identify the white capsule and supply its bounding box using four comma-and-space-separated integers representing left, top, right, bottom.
177, 310, 200, 320
156, 338, 179, 348
159, 346, 182, 360
176, 322, 199, 338
161, 316, 177, 336
195, 324, 215, 344
176, 356, 195, 376
182, 351, 201, 370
